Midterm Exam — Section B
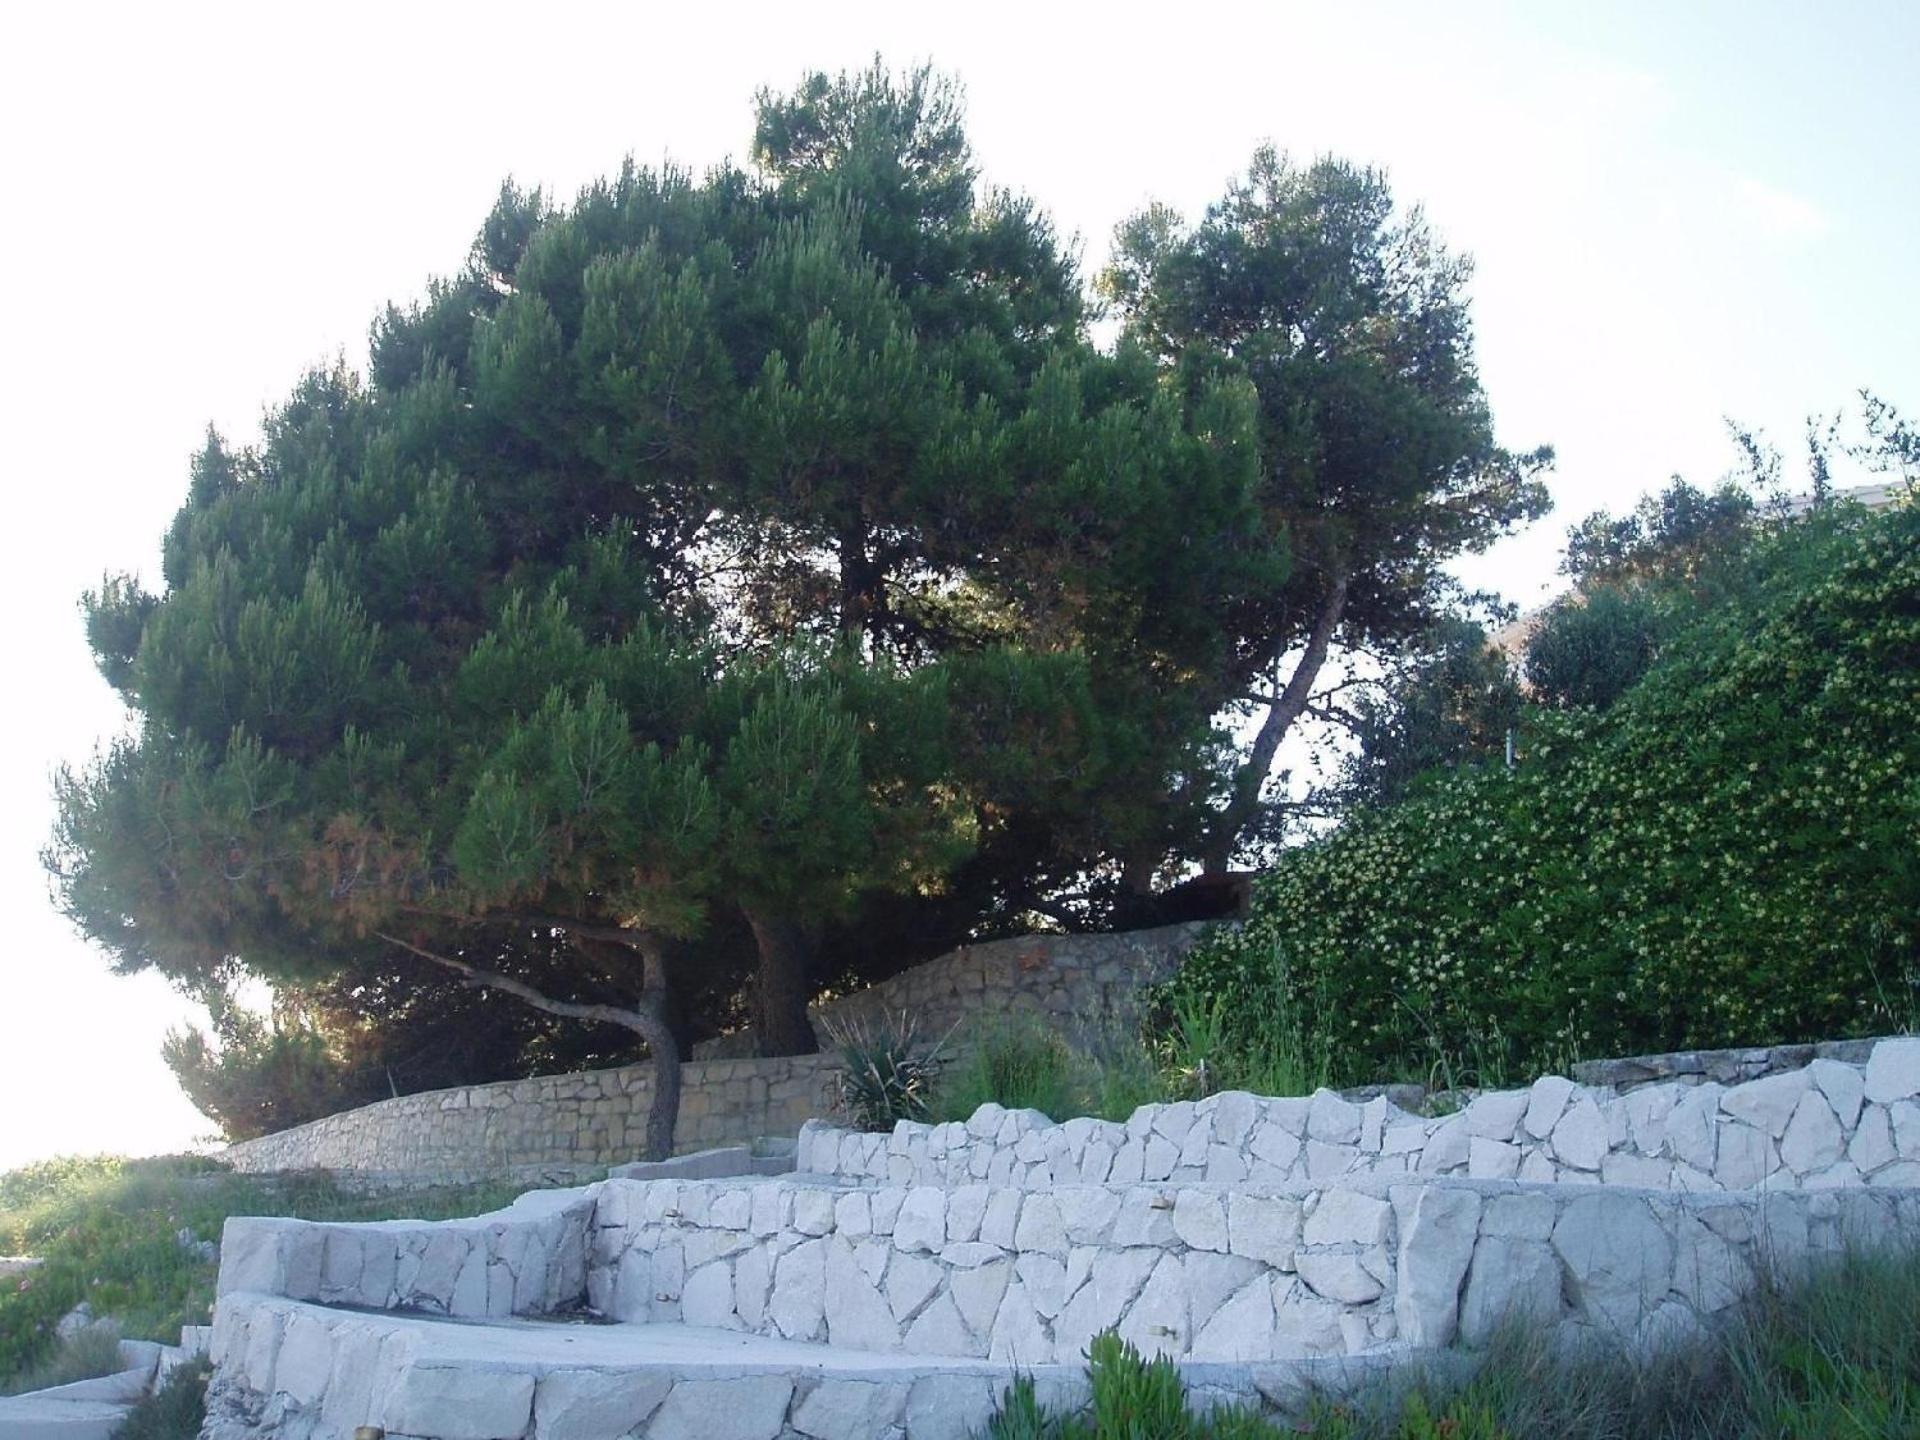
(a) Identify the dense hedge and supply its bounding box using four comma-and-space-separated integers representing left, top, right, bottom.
1173, 501, 1920, 1085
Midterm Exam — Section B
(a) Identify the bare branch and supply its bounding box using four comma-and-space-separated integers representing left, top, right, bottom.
396, 903, 649, 950
372, 930, 649, 1032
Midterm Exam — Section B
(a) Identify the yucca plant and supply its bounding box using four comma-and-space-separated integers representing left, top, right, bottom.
821, 1009, 953, 1131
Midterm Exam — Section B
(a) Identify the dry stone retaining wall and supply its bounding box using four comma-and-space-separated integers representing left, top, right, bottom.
221, 1054, 841, 1181
197, 1037, 1920, 1440
800, 1040, 1920, 1195
219, 926, 1203, 1183
216, 1186, 596, 1320
695, 924, 1205, 1059
581, 1172, 1920, 1364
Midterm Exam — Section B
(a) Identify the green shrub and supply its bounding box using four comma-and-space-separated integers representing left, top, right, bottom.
937, 1017, 1084, 1121
822, 1010, 951, 1131
1172, 502, 1920, 1086
933, 1016, 1176, 1124
162, 997, 385, 1143
1523, 582, 1668, 710
1155, 960, 1333, 1100
113, 1355, 210, 1440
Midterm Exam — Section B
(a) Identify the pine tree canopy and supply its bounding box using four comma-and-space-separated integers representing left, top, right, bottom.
51, 62, 1546, 1148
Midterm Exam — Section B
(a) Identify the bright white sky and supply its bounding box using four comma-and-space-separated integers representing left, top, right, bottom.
1, 1, 1914, 1171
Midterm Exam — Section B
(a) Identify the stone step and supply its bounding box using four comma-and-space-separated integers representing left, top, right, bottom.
205, 1293, 1386, 1440
0, 1394, 132, 1440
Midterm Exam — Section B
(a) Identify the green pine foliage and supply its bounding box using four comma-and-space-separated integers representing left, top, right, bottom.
50, 61, 1288, 1104
50, 60, 1565, 1129
1171, 499, 1920, 1086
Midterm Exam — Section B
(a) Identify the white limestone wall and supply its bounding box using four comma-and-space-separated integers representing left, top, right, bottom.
197, 1037, 1920, 1439
202, 1293, 1393, 1440
216, 1186, 596, 1319
800, 1039, 1920, 1195
583, 1171, 1920, 1364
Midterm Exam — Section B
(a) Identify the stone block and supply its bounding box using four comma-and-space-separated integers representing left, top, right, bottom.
1464, 1090, 1529, 1142
1550, 1094, 1609, 1171
1715, 1122, 1777, 1190
893, 1189, 947, 1254
1721, 1070, 1812, 1138
1468, 1138, 1522, 1180
1303, 1190, 1392, 1247
532, 1370, 672, 1440
1115, 1252, 1189, 1358
1392, 1185, 1481, 1347
1189, 1275, 1276, 1360
1865, 1038, 1920, 1104
1249, 1122, 1304, 1171
1779, 1092, 1846, 1175
648, 1376, 794, 1440
1850, 1105, 1897, 1173
951, 1257, 1013, 1336
904, 1291, 977, 1356
1307, 1090, 1362, 1144
886, 1252, 943, 1324
1013, 1194, 1067, 1256
1418, 1117, 1471, 1173
1305, 1140, 1360, 1180
791, 1379, 908, 1440
1807, 1059, 1866, 1129
1173, 1190, 1229, 1252
1551, 1193, 1673, 1333
382, 1364, 535, 1440
769, 1238, 825, 1340
1523, 1076, 1577, 1139
824, 1237, 897, 1350
1296, 1251, 1384, 1304
1481, 1191, 1556, 1241
1894, 1101, 1920, 1159
1667, 1085, 1724, 1171
1459, 1236, 1562, 1344
902, 1374, 1001, 1440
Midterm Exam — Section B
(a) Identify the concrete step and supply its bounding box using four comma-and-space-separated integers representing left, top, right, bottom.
0, 1337, 162, 1439
0, 1394, 132, 1440
205, 1293, 1384, 1440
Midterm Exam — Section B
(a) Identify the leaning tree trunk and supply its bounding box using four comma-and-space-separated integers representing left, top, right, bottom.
743, 908, 818, 1057
376, 925, 686, 1161
1202, 573, 1349, 874
623, 938, 683, 1163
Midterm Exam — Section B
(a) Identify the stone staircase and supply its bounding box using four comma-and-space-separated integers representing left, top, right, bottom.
198, 1037, 1920, 1440
0, 1329, 209, 1440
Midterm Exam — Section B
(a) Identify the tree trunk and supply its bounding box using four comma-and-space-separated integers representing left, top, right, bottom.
626, 938, 682, 1163
744, 908, 818, 1057
376, 924, 686, 1161
1202, 573, 1350, 874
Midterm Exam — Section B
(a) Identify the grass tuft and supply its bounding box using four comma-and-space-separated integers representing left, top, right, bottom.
0, 1154, 521, 1391
984, 1244, 1920, 1439
113, 1354, 211, 1440
0, 1321, 126, 1397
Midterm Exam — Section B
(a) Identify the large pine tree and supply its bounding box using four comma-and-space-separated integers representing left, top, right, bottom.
52, 65, 1273, 1155
52, 67, 1546, 1154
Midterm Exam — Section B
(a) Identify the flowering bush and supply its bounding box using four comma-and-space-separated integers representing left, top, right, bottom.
1173, 500, 1920, 1085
